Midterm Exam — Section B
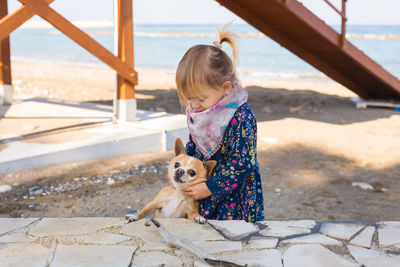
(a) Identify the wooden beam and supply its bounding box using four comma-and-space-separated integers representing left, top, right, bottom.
0, 0, 54, 42
18, 0, 138, 85
116, 0, 135, 100
0, 0, 12, 85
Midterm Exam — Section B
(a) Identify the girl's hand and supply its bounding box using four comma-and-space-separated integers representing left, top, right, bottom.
184, 182, 212, 200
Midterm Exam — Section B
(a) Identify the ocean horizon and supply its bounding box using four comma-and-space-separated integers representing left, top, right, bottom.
10, 23, 400, 81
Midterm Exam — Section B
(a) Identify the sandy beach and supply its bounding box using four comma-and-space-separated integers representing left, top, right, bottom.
1, 60, 399, 221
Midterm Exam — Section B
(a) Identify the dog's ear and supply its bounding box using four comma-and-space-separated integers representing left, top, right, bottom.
174, 138, 186, 156
203, 160, 217, 178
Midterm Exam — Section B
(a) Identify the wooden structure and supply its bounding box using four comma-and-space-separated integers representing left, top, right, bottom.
0, 0, 138, 120
217, 0, 400, 100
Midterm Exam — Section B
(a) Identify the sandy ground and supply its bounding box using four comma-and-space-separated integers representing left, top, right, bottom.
1, 60, 399, 221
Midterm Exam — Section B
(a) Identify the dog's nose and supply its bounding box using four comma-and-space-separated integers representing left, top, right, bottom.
175, 168, 184, 178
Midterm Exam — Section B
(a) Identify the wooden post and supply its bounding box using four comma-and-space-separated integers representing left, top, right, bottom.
341, 0, 346, 49
0, 0, 13, 105
116, 0, 136, 121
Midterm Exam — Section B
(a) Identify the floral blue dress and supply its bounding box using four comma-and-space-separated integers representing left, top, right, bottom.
185, 103, 265, 222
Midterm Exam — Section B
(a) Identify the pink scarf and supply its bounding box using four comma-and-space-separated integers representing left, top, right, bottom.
186, 83, 248, 159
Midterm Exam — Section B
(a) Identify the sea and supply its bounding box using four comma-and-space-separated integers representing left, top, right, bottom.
9, 23, 400, 81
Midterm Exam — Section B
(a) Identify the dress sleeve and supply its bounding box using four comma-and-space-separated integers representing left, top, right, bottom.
205, 109, 257, 203
185, 134, 196, 156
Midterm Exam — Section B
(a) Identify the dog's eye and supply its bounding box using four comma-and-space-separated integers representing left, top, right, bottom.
174, 162, 180, 168
188, 170, 196, 177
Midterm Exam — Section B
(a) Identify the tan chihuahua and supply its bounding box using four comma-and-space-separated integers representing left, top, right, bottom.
126, 138, 216, 224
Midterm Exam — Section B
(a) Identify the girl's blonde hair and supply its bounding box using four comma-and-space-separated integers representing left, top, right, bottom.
176, 24, 239, 107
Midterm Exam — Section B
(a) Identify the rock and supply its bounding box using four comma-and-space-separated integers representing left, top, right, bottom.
51, 244, 137, 266
0, 231, 34, 243
349, 226, 375, 248
284, 244, 360, 267
0, 185, 12, 193
248, 236, 279, 249
281, 233, 342, 246
0, 243, 51, 266
121, 218, 224, 243
29, 218, 125, 237
207, 220, 259, 240
352, 182, 374, 190
214, 249, 283, 267
259, 220, 315, 238
106, 178, 115, 185
131, 251, 184, 266
320, 222, 365, 240
0, 218, 39, 235
191, 240, 242, 255
378, 221, 400, 247
348, 245, 400, 266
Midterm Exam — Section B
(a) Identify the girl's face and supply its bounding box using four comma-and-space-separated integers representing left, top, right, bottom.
187, 81, 232, 112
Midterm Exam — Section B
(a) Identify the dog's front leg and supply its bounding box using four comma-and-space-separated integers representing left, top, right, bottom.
186, 199, 206, 224
126, 200, 160, 222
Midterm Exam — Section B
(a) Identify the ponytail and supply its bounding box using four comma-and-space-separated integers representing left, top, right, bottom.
218, 23, 238, 68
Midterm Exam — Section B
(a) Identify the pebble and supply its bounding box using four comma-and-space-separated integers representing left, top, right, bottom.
352, 182, 374, 190
0, 185, 12, 193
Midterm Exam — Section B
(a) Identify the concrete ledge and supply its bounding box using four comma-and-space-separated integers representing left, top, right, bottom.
0, 84, 13, 105
0, 218, 399, 266
0, 98, 188, 174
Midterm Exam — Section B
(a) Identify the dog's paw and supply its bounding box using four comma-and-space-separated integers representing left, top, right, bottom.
125, 214, 139, 222
194, 215, 206, 224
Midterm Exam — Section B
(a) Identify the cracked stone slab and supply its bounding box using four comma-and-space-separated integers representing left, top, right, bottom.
349, 226, 375, 248
29, 218, 125, 237
320, 222, 365, 240
121, 218, 224, 243
0, 231, 34, 243
190, 240, 242, 255
284, 244, 360, 267
131, 251, 185, 266
213, 249, 282, 267
258, 220, 316, 238
51, 244, 137, 267
141, 242, 173, 252
76, 231, 133, 245
207, 220, 259, 240
0, 218, 39, 235
281, 233, 342, 246
348, 245, 400, 266
0, 243, 51, 267
248, 236, 279, 249
378, 221, 400, 247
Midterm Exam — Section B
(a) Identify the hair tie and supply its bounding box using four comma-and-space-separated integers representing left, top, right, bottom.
213, 41, 222, 49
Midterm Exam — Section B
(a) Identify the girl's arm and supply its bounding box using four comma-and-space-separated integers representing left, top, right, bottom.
206, 109, 257, 203
185, 134, 196, 156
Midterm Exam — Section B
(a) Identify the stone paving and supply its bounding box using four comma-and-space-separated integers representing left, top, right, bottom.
0, 218, 399, 266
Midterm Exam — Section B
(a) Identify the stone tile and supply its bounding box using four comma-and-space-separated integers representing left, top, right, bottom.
29, 217, 125, 237
208, 220, 259, 240
51, 244, 137, 267
214, 249, 282, 267
191, 240, 242, 255
0, 218, 39, 235
0, 231, 34, 243
259, 220, 315, 238
248, 236, 279, 249
0, 243, 51, 267
284, 244, 360, 267
378, 221, 400, 247
131, 251, 184, 266
348, 245, 400, 266
141, 242, 173, 251
281, 233, 342, 246
320, 222, 364, 240
78, 231, 132, 245
349, 226, 375, 248
121, 218, 224, 243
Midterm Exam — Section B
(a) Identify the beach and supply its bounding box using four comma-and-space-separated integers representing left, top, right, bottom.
1, 60, 399, 221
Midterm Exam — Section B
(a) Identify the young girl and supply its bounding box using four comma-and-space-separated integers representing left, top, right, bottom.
175, 25, 264, 223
